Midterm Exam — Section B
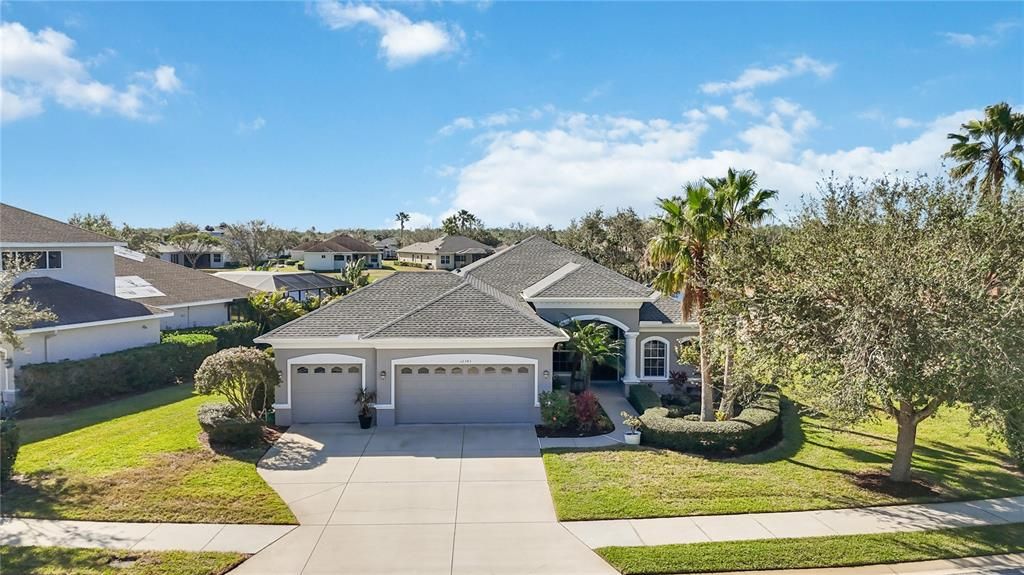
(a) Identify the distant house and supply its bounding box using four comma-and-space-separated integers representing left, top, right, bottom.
1, 203, 171, 404
296, 234, 380, 271
397, 235, 495, 270
114, 246, 252, 329
157, 243, 233, 269
214, 271, 350, 301
373, 237, 399, 260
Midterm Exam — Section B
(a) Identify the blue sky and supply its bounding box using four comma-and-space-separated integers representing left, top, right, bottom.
2, 2, 1022, 230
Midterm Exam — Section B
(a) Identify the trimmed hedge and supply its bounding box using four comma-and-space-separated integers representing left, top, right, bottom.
197, 403, 264, 446
396, 261, 429, 269
161, 321, 261, 349
17, 334, 217, 410
639, 389, 782, 454
628, 384, 662, 413
1, 418, 19, 484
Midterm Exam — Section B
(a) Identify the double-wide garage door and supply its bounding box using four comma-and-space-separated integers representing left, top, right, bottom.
396, 364, 535, 424
290, 363, 362, 423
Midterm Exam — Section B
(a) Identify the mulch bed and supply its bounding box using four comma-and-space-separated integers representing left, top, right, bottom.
849, 470, 938, 497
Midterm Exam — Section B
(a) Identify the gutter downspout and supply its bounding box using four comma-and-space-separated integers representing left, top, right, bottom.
42, 330, 58, 362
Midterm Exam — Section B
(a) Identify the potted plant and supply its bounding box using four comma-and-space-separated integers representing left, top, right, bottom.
621, 411, 642, 445
355, 389, 377, 429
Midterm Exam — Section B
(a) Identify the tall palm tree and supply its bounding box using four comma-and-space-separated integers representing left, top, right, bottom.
645, 170, 776, 421
395, 212, 410, 246
566, 321, 623, 391
945, 102, 1024, 206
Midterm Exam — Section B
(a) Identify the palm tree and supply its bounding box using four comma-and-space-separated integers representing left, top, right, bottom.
395, 212, 410, 246
645, 169, 776, 421
945, 102, 1024, 206
565, 321, 623, 391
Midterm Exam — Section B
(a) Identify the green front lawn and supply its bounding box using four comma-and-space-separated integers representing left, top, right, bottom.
4, 385, 296, 524
544, 401, 1024, 520
0, 546, 245, 575
597, 523, 1024, 575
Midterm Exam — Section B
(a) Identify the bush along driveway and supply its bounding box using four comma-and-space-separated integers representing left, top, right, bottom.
543, 401, 1024, 521
2, 385, 296, 524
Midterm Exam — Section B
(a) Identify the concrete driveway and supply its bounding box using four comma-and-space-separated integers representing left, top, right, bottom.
233, 423, 614, 575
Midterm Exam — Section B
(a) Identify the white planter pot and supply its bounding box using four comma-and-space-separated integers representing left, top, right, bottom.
624, 432, 641, 445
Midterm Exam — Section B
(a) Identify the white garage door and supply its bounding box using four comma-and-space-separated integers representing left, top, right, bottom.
290, 364, 362, 423
396, 364, 536, 424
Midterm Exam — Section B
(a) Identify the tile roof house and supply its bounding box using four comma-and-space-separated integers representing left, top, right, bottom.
1, 203, 173, 403
295, 234, 381, 272
396, 235, 495, 270
114, 247, 254, 329
257, 236, 696, 427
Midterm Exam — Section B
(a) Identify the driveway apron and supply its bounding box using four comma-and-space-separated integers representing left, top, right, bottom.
235, 423, 614, 575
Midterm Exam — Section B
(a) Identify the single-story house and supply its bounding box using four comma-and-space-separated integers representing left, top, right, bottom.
114, 246, 253, 329
157, 242, 233, 269
214, 270, 350, 301
297, 235, 380, 272
256, 236, 697, 426
397, 235, 495, 270
1, 203, 170, 404
373, 237, 399, 260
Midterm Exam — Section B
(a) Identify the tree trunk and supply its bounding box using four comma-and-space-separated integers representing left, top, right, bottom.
719, 345, 734, 418
890, 412, 918, 483
698, 319, 715, 422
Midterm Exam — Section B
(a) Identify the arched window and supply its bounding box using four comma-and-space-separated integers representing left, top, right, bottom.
331, 366, 344, 373
297, 366, 309, 374
517, 366, 529, 374
400, 367, 413, 375
468, 367, 479, 375
434, 367, 446, 375
314, 367, 326, 374
484, 366, 496, 374
500, 366, 513, 374
348, 366, 360, 373
451, 367, 463, 375
641, 338, 669, 378
417, 367, 430, 374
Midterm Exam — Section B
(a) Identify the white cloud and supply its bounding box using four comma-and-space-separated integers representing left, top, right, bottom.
316, 2, 464, 68
894, 117, 919, 129
732, 92, 763, 116
700, 55, 836, 94
386, 211, 433, 229
442, 107, 975, 227
438, 116, 475, 136
705, 105, 729, 121
237, 116, 266, 134
436, 107, 548, 137
942, 20, 1019, 48
0, 21, 180, 122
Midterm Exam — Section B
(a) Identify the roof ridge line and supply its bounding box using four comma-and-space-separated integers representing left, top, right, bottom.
463, 274, 565, 335
456, 234, 540, 276
361, 278, 470, 339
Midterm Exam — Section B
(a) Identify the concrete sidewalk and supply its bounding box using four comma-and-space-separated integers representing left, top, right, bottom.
0, 517, 294, 553
563, 496, 1024, 548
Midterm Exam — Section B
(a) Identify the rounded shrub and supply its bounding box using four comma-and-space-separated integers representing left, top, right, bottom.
628, 384, 662, 413
197, 403, 264, 446
639, 389, 782, 454
1, 418, 20, 484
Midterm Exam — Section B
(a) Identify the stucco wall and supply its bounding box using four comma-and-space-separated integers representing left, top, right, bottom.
398, 252, 439, 269
633, 327, 698, 394
161, 303, 230, 330
271, 347, 378, 426
534, 306, 642, 332
13, 245, 116, 294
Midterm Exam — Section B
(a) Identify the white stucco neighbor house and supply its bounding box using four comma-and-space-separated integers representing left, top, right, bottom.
373, 237, 399, 260
114, 247, 253, 329
396, 235, 495, 270
256, 236, 697, 426
157, 243, 233, 269
296, 234, 380, 272
0, 204, 172, 404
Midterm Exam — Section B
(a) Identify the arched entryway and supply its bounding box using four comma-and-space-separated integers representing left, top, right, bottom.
555, 315, 628, 388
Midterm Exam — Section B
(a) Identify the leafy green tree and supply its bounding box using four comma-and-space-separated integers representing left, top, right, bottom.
167, 231, 220, 268
744, 177, 1024, 482
945, 102, 1024, 206
0, 256, 57, 349
565, 321, 623, 391
68, 213, 118, 237
395, 212, 410, 247
247, 290, 306, 333
645, 169, 776, 421
223, 220, 275, 269
340, 256, 369, 289
68, 212, 158, 255
195, 347, 280, 421
559, 208, 655, 282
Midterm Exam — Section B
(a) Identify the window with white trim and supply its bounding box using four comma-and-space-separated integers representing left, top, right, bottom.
642, 338, 668, 378
1, 250, 62, 270
439, 255, 451, 266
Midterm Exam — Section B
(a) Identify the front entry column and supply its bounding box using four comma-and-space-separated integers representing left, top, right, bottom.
623, 332, 640, 394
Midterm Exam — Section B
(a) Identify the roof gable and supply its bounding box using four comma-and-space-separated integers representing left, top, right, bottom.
0, 203, 122, 245
11, 277, 165, 330
115, 250, 252, 306
398, 235, 494, 255
303, 234, 377, 253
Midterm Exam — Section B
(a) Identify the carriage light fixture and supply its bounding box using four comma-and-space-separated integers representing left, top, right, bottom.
379, 370, 386, 381
543, 370, 550, 380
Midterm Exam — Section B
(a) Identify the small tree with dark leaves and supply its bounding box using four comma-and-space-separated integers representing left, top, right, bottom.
194, 347, 280, 421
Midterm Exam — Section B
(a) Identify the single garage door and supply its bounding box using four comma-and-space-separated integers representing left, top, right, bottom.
290, 364, 362, 423
396, 364, 536, 424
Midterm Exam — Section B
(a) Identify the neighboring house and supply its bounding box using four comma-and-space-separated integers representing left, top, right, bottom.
396, 235, 495, 270
256, 236, 696, 426
0, 204, 170, 404
157, 243, 233, 269
114, 246, 253, 329
297, 235, 380, 272
214, 270, 350, 301
373, 237, 399, 260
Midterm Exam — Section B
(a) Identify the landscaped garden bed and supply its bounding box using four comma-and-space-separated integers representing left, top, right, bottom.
1, 385, 295, 524
535, 389, 615, 438
0, 545, 246, 575
542, 403, 1024, 521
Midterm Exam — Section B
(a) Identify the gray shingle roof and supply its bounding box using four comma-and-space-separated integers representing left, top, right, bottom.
398, 235, 495, 255
640, 296, 685, 324
460, 236, 654, 300
115, 251, 253, 307
0, 204, 122, 245
11, 277, 166, 330
303, 234, 378, 253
